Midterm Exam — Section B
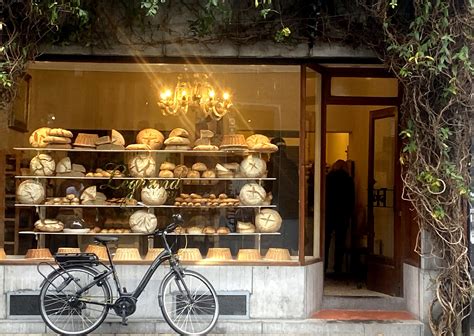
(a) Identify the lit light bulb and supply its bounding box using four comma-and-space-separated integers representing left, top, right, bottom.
223, 92, 230, 100
209, 90, 215, 98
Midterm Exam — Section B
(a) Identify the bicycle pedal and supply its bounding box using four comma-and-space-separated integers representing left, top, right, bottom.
121, 319, 128, 326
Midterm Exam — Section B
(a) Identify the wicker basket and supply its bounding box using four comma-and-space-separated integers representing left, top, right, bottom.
206, 248, 232, 261
145, 248, 164, 261
85, 245, 108, 260
236, 249, 261, 261
0, 248, 6, 260
57, 247, 81, 254
178, 248, 202, 261
113, 248, 142, 261
264, 248, 291, 261
25, 248, 53, 260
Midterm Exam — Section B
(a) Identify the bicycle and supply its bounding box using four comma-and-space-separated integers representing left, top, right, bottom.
37, 214, 219, 335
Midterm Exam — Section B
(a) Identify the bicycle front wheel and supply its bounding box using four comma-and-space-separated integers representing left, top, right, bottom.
39, 266, 111, 335
159, 270, 219, 335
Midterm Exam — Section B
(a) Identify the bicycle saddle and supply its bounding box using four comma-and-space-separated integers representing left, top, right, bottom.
94, 236, 119, 244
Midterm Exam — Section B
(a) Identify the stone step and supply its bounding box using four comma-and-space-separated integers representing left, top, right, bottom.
322, 295, 407, 310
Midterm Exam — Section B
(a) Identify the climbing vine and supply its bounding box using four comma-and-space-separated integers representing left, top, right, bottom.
1, 1, 473, 334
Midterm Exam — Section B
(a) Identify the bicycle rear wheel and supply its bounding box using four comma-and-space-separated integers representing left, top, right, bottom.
159, 269, 219, 335
39, 266, 111, 335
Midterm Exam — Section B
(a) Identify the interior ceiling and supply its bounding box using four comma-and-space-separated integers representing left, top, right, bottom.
27, 61, 301, 73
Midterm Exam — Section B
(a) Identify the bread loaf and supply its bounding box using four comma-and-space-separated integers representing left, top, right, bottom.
17, 180, 45, 204
136, 128, 164, 149
169, 128, 189, 138
30, 154, 55, 176
128, 155, 156, 177
56, 157, 72, 173
239, 183, 266, 206
141, 185, 167, 205
129, 210, 158, 234
29, 127, 51, 148
240, 155, 266, 178
255, 209, 282, 233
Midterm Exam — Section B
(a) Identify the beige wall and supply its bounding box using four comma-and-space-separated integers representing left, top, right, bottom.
24, 68, 300, 138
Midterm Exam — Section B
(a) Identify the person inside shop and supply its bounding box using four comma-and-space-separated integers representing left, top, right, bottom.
324, 159, 355, 275
265, 137, 299, 254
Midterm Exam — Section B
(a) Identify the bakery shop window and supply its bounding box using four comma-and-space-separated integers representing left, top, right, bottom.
7, 63, 306, 264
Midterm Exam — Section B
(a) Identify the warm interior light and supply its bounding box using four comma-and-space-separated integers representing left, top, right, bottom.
160, 90, 172, 100
223, 92, 230, 100
209, 90, 215, 98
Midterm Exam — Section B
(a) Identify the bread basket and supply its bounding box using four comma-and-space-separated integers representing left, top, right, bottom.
25, 248, 53, 260
113, 248, 142, 261
57, 247, 81, 254
178, 248, 202, 261
206, 248, 233, 261
85, 244, 108, 260
145, 248, 164, 261
264, 248, 291, 261
236, 249, 261, 261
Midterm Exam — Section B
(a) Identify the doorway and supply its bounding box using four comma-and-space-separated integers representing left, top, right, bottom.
323, 104, 400, 297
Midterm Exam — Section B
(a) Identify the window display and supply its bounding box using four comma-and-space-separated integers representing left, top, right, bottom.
6, 63, 306, 264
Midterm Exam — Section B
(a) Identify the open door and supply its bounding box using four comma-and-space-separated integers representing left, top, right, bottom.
367, 107, 401, 296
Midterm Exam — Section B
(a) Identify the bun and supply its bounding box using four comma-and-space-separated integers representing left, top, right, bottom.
164, 137, 191, 145
158, 170, 174, 178
126, 144, 151, 150
174, 165, 188, 178
192, 162, 207, 172
160, 161, 176, 170
217, 227, 230, 234
187, 226, 203, 234
203, 226, 216, 234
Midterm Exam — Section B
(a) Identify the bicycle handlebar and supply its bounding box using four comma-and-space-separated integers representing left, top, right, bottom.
154, 213, 184, 236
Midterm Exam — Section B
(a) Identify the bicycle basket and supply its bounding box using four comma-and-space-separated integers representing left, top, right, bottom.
54, 253, 99, 266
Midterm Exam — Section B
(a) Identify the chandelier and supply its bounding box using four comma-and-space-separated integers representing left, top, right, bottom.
158, 74, 233, 120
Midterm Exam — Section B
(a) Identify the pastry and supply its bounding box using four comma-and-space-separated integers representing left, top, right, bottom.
164, 137, 191, 146
17, 180, 45, 204
30, 154, 55, 176
43, 135, 71, 144
128, 155, 156, 177
29, 127, 51, 148
239, 183, 266, 206
173, 165, 188, 178
34, 219, 64, 232
141, 185, 167, 205
129, 210, 158, 234
73, 133, 99, 148
136, 128, 164, 149
192, 162, 207, 172
111, 129, 125, 146
126, 143, 151, 150
169, 128, 189, 138
158, 170, 174, 178
203, 226, 216, 234
160, 161, 176, 170
217, 227, 230, 234
47, 128, 73, 138
236, 221, 256, 233
56, 157, 72, 174
240, 155, 267, 178
255, 209, 282, 233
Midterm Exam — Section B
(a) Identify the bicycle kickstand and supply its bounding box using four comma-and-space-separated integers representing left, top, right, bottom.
120, 311, 128, 326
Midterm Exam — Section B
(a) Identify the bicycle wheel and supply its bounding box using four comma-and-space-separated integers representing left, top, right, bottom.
39, 266, 111, 335
159, 269, 219, 335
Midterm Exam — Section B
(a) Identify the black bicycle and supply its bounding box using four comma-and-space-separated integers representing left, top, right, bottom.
37, 214, 219, 335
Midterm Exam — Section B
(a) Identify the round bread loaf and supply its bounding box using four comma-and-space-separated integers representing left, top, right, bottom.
17, 180, 45, 204
30, 154, 55, 176
158, 170, 174, 178
192, 162, 207, 172
141, 185, 167, 205
29, 127, 51, 148
128, 155, 156, 177
187, 170, 200, 178
246, 134, 270, 148
160, 161, 176, 170
173, 165, 188, 178
240, 155, 266, 178
169, 128, 189, 138
129, 210, 158, 234
255, 209, 282, 233
217, 227, 230, 234
56, 157, 72, 173
34, 219, 64, 232
202, 170, 216, 178
136, 128, 164, 149
187, 226, 203, 234
239, 183, 266, 206
236, 221, 256, 233
164, 137, 191, 145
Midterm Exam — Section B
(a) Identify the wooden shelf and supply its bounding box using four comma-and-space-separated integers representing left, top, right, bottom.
20, 231, 280, 236
14, 147, 267, 156
15, 175, 275, 181
15, 203, 275, 209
